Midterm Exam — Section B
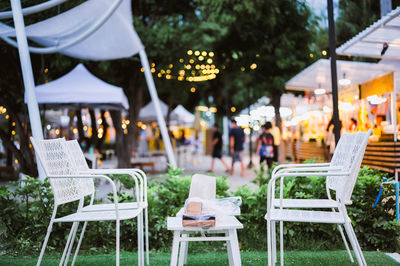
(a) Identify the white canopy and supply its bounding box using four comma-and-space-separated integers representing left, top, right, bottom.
139, 100, 174, 122
0, 0, 143, 60
336, 6, 400, 60
171, 105, 195, 125
26, 64, 129, 110
285, 59, 391, 92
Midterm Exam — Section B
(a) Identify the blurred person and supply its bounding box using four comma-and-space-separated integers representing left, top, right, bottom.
349, 118, 358, 132
256, 122, 275, 169
229, 119, 246, 177
270, 121, 281, 162
208, 124, 230, 173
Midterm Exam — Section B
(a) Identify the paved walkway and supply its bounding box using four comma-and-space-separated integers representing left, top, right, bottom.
178, 153, 259, 192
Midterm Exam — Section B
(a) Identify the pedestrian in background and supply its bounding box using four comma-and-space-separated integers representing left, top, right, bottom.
229, 119, 246, 177
208, 123, 230, 173
256, 122, 275, 169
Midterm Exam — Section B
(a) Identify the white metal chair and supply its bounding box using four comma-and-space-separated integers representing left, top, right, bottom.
265, 130, 372, 266
65, 140, 150, 265
31, 138, 144, 266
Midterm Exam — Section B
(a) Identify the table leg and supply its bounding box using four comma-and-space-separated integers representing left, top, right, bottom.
228, 229, 241, 266
225, 231, 233, 266
178, 234, 188, 266
170, 231, 181, 266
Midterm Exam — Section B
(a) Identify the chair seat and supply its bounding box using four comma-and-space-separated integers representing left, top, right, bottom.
266, 209, 348, 224
54, 208, 143, 222
82, 202, 148, 212
272, 198, 338, 208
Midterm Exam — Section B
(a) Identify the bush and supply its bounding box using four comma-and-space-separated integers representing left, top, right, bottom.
0, 166, 398, 255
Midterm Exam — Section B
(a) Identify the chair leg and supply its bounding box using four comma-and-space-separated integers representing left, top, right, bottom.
145, 207, 149, 265
59, 222, 77, 266
170, 231, 180, 266
337, 224, 354, 263
267, 220, 272, 266
348, 224, 367, 266
137, 215, 142, 266
64, 222, 80, 266
225, 231, 233, 266
343, 222, 363, 266
116, 219, 120, 266
36, 220, 55, 266
140, 212, 145, 266
71, 221, 89, 266
280, 221, 284, 266
271, 221, 276, 264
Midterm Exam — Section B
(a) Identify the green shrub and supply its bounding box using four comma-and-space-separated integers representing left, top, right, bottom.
0, 165, 397, 255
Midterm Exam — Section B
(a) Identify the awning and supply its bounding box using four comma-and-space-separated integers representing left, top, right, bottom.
0, 0, 143, 60
336, 6, 400, 60
285, 59, 391, 92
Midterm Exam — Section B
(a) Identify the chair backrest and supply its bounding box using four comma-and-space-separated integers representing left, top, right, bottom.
30, 137, 94, 205
188, 174, 216, 200
326, 129, 371, 202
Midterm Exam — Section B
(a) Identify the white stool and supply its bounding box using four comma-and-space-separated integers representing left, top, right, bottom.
167, 216, 243, 266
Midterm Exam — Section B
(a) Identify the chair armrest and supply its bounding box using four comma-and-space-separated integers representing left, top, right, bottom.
272, 163, 330, 176
49, 174, 121, 218
266, 170, 350, 213
79, 169, 144, 204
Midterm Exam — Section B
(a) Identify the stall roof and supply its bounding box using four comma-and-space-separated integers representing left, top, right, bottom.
26, 64, 129, 110
336, 6, 400, 59
285, 59, 391, 92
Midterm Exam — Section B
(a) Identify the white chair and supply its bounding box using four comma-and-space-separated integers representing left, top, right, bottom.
31, 138, 144, 266
65, 140, 150, 265
265, 130, 371, 266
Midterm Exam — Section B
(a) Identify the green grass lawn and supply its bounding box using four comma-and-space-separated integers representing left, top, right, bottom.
0, 250, 397, 265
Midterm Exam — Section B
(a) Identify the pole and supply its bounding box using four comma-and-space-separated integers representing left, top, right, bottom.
11, 0, 45, 179
247, 89, 254, 168
139, 49, 177, 167
327, 0, 341, 145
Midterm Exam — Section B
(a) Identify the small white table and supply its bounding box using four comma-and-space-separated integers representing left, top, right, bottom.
167, 216, 243, 266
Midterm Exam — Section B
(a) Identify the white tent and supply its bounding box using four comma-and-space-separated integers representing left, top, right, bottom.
139, 100, 171, 122
285, 59, 392, 92
171, 105, 195, 125
0, 0, 177, 167
337, 6, 400, 60
27, 64, 129, 110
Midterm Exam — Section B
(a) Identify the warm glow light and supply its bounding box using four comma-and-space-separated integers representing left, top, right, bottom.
194, 51, 200, 56
250, 63, 257, 70
231, 107, 236, 112
201, 51, 207, 56
140, 67, 144, 72
151, 68, 156, 73
97, 118, 102, 125
309, 53, 314, 58
314, 88, 326, 95
190, 87, 196, 93
5, 115, 9, 120
169, 64, 173, 68
179, 58, 184, 63
207, 58, 213, 64
209, 107, 217, 113
322, 50, 327, 56
179, 70, 185, 76
241, 67, 245, 71
209, 52, 214, 57
73, 128, 78, 134
195, 65, 201, 70
84, 126, 88, 131
189, 59, 194, 64
11, 130, 15, 135
186, 65, 192, 70
198, 56, 204, 61
141, 125, 147, 130
338, 78, 351, 86
12, 122, 15, 126
187, 50, 193, 55
55, 129, 60, 135
166, 74, 172, 79
197, 106, 209, 112
151, 63, 155, 67
122, 124, 127, 129
366, 95, 387, 104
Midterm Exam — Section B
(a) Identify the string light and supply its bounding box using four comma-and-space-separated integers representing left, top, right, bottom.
187, 50, 193, 55
198, 56, 204, 61
209, 52, 214, 57
231, 107, 236, 112
201, 51, 207, 56
309, 53, 314, 58
250, 63, 257, 70
190, 87, 196, 93
207, 58, 213, 64
194, 51, 200, 56
322, 50, 327, 56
